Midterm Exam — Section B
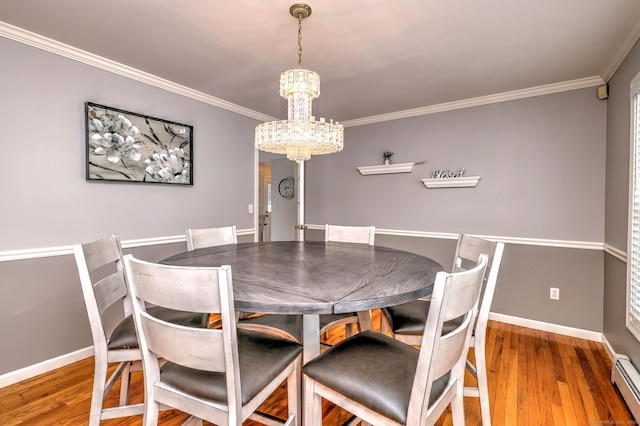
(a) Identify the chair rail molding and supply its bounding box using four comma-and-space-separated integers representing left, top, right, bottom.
305, 224, 604, 251
0, 227, 607, 263
0, 229, 256, 263
605, 243, 627, 262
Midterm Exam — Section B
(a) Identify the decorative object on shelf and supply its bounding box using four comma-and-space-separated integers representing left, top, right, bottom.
422, 168, 480, 188
383, 150, 394, 165
85, 102, 193, 185
278, 176, 295, 199
432, 168, 466, 179
255, 3, 344, 163
357, 161, 425, 176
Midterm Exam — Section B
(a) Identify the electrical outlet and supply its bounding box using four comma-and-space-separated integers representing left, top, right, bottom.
550, 287, 560, 300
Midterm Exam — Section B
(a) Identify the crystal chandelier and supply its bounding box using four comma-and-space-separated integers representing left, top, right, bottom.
255, 3, 344, 163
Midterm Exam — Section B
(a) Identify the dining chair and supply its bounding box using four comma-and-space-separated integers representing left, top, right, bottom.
380, 234, 505, 426
185, 225, 237, 251
237, 224, 376, 345
324, 224, 376, 245
186, 225, 243, 326
73, 235, 210, 426
122, 255, 302, 426
303, 253, 489, 426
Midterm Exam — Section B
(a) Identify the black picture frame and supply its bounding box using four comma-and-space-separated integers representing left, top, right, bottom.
85, 102, 193, 185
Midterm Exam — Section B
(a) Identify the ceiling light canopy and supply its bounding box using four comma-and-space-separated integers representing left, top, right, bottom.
255, 3, 344, 163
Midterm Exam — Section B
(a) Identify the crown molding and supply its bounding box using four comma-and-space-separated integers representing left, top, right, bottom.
342, 76, 605, 127
0, 21, 274, 122
1, 19, 629, 129
600, 9, 640, 82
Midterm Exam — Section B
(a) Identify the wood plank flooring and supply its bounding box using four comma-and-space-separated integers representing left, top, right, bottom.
0, 312, 634, 425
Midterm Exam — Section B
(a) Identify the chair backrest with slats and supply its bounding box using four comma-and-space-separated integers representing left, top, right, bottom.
122, 256, 241, 406
73, 235, 130, 347
407, 254, 488, 422
452, 234, 505, 330
325, 224, 375, 245
186, 225, 237, 251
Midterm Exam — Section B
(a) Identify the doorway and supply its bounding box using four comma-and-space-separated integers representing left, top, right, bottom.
258, 152, 298, 241
259, 175, 271, 242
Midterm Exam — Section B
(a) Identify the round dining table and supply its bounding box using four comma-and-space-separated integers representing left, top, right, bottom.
161, 240, 443, 362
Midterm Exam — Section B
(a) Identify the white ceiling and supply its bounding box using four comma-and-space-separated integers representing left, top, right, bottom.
2, 0, 640, 124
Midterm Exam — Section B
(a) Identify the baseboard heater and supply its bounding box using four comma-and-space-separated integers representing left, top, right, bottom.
612, 355, 640, 421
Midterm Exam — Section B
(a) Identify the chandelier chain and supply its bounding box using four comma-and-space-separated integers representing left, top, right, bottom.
297, 14, 303, 69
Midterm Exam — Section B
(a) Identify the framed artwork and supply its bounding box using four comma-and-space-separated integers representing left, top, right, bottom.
85, 102, 193, 185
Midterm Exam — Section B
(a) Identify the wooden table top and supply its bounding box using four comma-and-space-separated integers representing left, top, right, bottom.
161, 241, 443, 315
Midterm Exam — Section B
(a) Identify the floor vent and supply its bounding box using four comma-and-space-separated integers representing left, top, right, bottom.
613, 355, 640, 421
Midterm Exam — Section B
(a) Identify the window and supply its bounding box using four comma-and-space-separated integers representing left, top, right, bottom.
628, 72, 640, 340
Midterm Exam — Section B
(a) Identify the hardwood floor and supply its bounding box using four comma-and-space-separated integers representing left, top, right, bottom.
0, 313, 634, 425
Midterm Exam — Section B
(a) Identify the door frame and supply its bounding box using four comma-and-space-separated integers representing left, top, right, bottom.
256, 151, 305, 242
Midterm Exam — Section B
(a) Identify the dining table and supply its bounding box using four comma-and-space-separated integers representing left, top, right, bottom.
161, 240, 444, 363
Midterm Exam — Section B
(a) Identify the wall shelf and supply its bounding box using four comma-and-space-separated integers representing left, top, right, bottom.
357, 162, 422, 176
421, 176, 481, 188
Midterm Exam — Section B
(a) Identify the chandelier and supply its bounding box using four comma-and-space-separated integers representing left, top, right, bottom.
255, 3, 344, 163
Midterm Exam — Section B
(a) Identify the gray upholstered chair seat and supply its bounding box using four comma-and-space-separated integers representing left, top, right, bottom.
238, 312, 358, 343
302, 330, 450, 424
108, 307, 209, 350
160, 329, 302, 405
382, 300, 463, 336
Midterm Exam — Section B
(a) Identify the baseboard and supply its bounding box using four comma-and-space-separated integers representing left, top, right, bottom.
1, 313, 607, 389
489, 312, 604, 342
0, 346, 93, 389
601, 335, 618, 364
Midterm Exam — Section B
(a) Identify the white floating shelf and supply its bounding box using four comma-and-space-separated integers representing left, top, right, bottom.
421, 176, 481, 188
357, 162, 421, 176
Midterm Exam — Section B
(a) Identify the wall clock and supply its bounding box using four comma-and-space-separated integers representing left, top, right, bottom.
278, 176, 295, 199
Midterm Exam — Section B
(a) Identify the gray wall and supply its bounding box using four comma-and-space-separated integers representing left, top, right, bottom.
0, 28, 631, 377
305, 88, 608, 331
0, 36, 258, 374
306, 89, 606, 241
604, 37, 640, 362
0, 36, 257, 250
